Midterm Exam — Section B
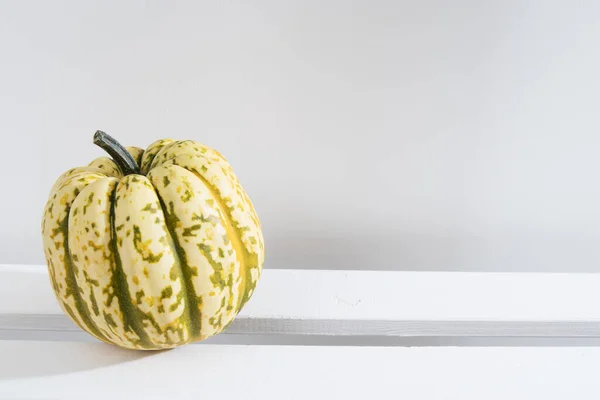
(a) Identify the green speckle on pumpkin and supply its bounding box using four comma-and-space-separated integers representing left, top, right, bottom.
83, 192, 94, 215
169, 267, 178, 281
161, 286, 173, 299
135, 290, 145, 305
141, 203, 158, 214
104, 312, 118, 328
182, 224, 201, 237
132, 225, 163, 263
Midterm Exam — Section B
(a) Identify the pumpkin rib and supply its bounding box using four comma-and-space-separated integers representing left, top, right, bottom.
108, 183, 154, 349
114, 175, 191, 349
178, 166, 253, 310
153, 188, 202, 340
68, 177, 137, 347
59, 213, 109, 344
42, 173, 99, 336
179, 153, 261, 304
160, 150, 262, 309
149, 164, 240, 338
60, 183, 113, 345
43, 171, 114, 345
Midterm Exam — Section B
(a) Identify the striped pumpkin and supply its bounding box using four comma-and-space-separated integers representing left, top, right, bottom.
41, 131, 264, 350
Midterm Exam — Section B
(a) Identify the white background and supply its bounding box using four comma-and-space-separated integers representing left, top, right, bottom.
1, 0, 599, 272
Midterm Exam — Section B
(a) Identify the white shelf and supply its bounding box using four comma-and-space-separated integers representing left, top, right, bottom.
3, 264, 600, 399
3, 264, 600, 339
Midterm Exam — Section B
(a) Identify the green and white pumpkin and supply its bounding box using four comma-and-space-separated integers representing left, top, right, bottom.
42, 131, 264, 350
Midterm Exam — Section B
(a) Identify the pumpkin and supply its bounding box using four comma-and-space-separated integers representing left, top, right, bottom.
41, 131, 264, 350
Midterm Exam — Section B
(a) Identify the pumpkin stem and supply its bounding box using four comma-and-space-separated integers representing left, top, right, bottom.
93, 130, 140, 175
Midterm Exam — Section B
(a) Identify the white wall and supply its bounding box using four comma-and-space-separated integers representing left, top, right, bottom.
1, 0, 599, 271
